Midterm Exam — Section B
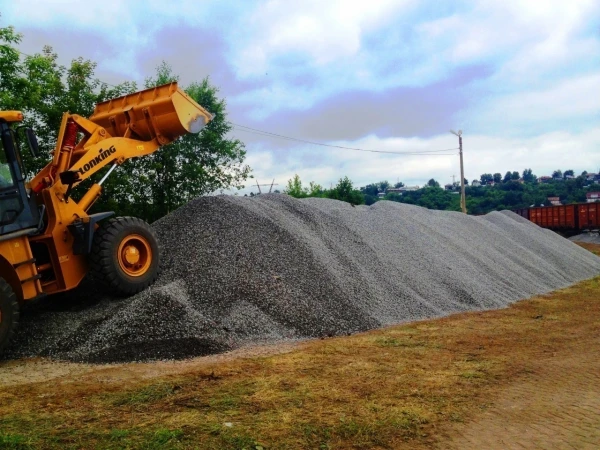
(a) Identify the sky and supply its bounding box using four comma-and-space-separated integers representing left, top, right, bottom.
2, 0, 599, 193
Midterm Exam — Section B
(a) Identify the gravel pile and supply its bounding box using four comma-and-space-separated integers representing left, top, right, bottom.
5, 195, 600, 363
569, 232, 600, 244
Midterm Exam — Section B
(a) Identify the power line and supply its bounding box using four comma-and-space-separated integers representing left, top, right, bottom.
7, 44, 457, 156
231, 123, 458, 156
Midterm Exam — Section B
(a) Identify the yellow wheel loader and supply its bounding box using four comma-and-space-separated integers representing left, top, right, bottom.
0, 83, 213, 352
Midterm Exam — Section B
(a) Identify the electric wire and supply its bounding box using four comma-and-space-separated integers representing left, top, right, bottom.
6, 45, 458, 157
231, 123, 458, 156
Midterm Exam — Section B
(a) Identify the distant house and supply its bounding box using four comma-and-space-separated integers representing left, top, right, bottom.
547, 196, 561, 206
444, 184, 454, 191
539, 176, 552, 183
386, 186, 420, 194
586, 192, 600, 203
377, 192, 386, 198
471, 180, 481, 187
586, 173, 598, 181
564, 175, 575, 180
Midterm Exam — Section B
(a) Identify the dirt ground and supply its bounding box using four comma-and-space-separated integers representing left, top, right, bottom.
441, 319, 600, 449
1, 244, 599, 449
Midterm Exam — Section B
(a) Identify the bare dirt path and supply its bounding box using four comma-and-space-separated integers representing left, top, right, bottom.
442, 340, 600, 449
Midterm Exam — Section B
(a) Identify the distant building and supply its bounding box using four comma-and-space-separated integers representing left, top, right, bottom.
386, 186, 420, 195
547, 196, 561, 206
586, 192, 600, 203
444, 184, 454, 191
564, 175, 575, 180
471, 180, 481, 187
539, 176, 552, 183
377, 192, 386, 198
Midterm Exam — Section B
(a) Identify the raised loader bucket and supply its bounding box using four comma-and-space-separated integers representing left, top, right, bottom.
89, 82, 213, 145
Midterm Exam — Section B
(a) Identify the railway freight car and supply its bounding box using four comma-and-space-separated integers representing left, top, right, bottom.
578, 203, 599, 230
514, 203, 599, 231
529, 205, 577, 230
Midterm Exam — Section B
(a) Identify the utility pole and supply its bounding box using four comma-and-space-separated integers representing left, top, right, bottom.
450, 130, 466, 214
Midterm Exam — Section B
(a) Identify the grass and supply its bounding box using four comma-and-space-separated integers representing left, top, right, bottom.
1, 243, 599, 449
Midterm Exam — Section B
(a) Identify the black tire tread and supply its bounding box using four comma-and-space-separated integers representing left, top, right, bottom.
90, 217, 160, 296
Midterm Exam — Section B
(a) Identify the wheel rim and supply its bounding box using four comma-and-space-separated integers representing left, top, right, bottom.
117, 234, 152, 277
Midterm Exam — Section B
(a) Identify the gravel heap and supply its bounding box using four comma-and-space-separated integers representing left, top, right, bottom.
6, 195, 600, 363
569, 232, 600, 244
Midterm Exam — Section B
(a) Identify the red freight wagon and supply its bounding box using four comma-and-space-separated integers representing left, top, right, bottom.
578, 203, 599, 229
529, 205, 576, 229
514, 208, 529, 220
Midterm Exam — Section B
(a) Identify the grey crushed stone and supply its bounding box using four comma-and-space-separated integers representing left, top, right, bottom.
569, 232, 600, 244
5, 195, 600, 363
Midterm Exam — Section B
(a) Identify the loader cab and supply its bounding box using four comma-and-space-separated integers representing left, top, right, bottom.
0, 118, 40, 235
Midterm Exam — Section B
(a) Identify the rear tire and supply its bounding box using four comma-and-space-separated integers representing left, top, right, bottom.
0, 278, 19, 354
90, 217, 160, 296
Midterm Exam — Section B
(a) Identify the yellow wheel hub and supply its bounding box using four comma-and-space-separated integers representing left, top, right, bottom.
117, 234, 152, 277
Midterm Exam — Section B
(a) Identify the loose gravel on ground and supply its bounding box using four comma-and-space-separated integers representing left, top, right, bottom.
5, 195, 600, 363
569, 232, 600, 244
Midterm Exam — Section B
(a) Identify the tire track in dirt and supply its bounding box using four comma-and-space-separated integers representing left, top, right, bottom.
442, 340, 600, 449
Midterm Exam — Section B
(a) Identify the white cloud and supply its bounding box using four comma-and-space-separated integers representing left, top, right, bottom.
232, 0, 411, 77
4, 0, 599, 191
236, 128, 600, 194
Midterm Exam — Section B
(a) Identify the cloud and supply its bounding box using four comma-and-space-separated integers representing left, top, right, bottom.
3, 0, 599, 196
464, 72, 600, 136
237, 128, 600, 194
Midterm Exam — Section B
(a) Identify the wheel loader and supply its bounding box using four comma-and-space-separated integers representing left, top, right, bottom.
0, 82, 213, 352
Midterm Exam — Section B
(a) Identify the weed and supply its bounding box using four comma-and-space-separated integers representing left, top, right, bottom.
110, 383, 177, 406
0, 433, 33, 450
147, 428, 183, 447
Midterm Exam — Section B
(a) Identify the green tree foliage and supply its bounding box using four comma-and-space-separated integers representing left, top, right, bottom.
480, 173, 493, 184
326, 176, 364, 205
522, 168, 535, 183
101, 62, 250, 222
427, 178, 440, 188
493, 173, 502, 183
284, 174, 322, 198
0, 25, 250, 222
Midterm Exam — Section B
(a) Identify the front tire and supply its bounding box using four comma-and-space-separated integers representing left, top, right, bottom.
0, 278, 19, 354
90, 217, 160, 296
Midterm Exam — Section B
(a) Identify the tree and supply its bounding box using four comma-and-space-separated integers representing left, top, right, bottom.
326, 176, 364, 205
480, 173, 493, 184
522, 168, 535, 183
493, 173, 502, 183
564, 169, 574, 178
552, 169, 562, 179
511, 171, 520, 180
503, 171, 512, 183
284, 174, 306, 198
1, 25, 135, 175
394, 181, 405, 188
284, 175, 322, 198
2, 26, 251, 222
99, 62, 250, 222
427, 178, 440, 188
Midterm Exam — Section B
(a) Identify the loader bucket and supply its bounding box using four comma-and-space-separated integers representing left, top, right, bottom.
89, 82, 213, 145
